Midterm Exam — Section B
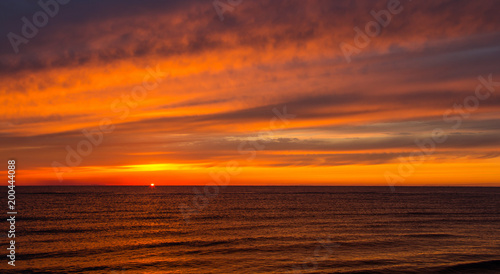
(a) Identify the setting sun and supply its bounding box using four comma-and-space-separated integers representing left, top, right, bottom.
2, 0, 499, 273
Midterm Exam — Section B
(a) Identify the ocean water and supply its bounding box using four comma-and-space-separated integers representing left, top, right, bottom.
1, 186, 499, 273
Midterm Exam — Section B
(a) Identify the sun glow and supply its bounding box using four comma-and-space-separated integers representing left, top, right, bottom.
121, 163, 199, 172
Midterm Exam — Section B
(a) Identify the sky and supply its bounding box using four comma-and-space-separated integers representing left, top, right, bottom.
1, 0, 499, 186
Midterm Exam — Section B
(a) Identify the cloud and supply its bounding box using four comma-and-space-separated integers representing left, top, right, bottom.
1, 0, 500, 184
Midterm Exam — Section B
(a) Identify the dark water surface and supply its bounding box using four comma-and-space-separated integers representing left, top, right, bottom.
1, 186, 499, 273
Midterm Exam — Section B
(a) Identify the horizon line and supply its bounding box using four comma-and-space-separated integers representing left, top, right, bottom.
11, 185, 500, 187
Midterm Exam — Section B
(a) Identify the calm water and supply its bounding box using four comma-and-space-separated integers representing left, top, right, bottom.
1, 186, 499, 273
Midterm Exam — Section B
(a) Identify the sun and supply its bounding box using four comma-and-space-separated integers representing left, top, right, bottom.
150, 183, 155, 187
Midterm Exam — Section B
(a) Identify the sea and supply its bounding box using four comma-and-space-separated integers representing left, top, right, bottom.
1, 186, 499, 273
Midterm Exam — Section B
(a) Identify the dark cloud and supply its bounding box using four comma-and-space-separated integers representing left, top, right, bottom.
1, 0, 499, 75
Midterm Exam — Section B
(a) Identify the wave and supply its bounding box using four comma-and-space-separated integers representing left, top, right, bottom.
405, 233, 457, 238
420, 260, 500, 273
439, 260, 500, 272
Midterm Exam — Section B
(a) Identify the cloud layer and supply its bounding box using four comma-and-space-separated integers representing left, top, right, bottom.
1, 0, 499, 185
